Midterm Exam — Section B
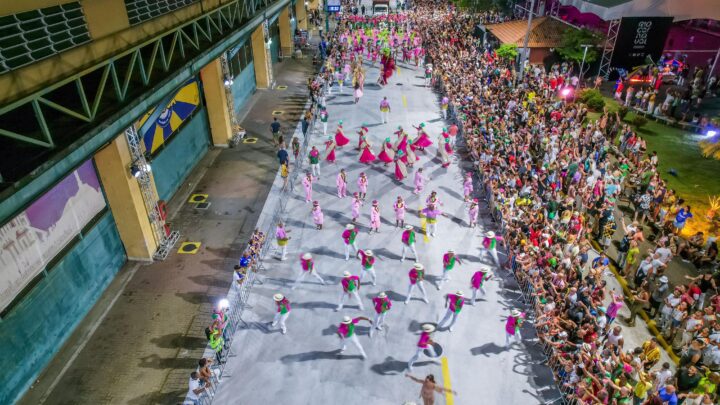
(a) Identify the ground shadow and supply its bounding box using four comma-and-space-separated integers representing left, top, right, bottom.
470, 342, 507, 357
370, 356, 432, 375
293, 301, 337, 310
150, 334, 207, 350
280, 350, 362, 363
373, 247, 402, 261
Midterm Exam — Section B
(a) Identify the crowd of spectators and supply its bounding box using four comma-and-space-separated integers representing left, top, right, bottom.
413, 1, 720, 403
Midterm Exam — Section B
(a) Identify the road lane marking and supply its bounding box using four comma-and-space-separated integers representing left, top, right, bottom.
441, 356, 454, 405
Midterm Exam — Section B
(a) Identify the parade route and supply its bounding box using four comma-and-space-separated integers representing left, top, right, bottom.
213, 51, 557, 405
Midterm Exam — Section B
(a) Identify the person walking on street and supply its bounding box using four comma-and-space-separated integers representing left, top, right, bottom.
407, 324, 437, 371
337, 316, 372, 359
371, 292, 392, 334
302, 171, 314, 203
336, 271, 364, 311
405, 263, 429, 304
275, 222, 290, 260
413, 168, 428, 195
437, 291, 465, 332
357, 172, 369, 200
369, 200, 381, 234
405, 373, 456, 405
342, 224, 359, 260
482, 231, 504, 268
292, 253, 326, 289
469, 268, 492, 305
358, 249, 378, 286
270, 293, 291, 334
320, 106, 329, 136
401, 225, 418, 262
308, 145, 321, 178
336, 168, 347, 198
437, 249, 462, 290
311, 201, 324, 230
351, 192, 362, 223
505, 309, 525, 347
270, 117, 281, 146
394, 196, 406, 228
380, 96, 391, 124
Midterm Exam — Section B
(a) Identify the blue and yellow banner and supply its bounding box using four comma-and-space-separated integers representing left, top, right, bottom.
142, 79, 200, 153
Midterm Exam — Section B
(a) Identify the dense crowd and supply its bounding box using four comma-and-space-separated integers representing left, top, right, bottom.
413, 1, 720, 403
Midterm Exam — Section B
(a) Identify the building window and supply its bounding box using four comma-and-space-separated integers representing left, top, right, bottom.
0, 2, 91, 74
228, 41, 253, 79
125, 0, 199, 26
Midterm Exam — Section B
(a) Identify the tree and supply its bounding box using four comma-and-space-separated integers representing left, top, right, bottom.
496, 43, 518, 61
556, 28, 600, 65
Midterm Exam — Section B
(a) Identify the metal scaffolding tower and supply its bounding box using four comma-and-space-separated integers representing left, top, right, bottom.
598, 19, 621, 79
124, 125, 180, 260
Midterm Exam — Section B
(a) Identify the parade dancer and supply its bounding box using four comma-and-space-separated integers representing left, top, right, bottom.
482, 231, 504, 268
308, 146, 321, 177
275, 222, 290, 261
421, 203, 441, 237
377, 137, 395, 166
342, 224, 359, 261
367, 198, 380, 231
412, 123, 433, 151
336, 168, 348, 198
358, 249, 377, 286
394, 150, 408, 181
336, 271, 364, 311
271, 293, 291, 334
468, 198, 479, 228
469, 268, 492, 305
437, 249, 462, 290
311, 201, 324, 230
505, 309, 525, 347
291, 253, 326, 289
405, 263, 429, 304
413, 168, 427, 194
437, 291, 465, 332
356, 124, 369, 150
440, 96, 449, 119
426, 191, 442, 207
337, 316, 371, 359
437, 137, 452, 168
394, 196, 406, 228
401, 225, 418, 262
320, 106, 329, 136
424, 63, 433, 86
324, 136, 337, 164
357, 172, 369, 200
302, 171, 314, 203
379, 96, 391, 124
359, 137, 377, 164
335, 121, 350, 147
371, 292, 392, 335
351, 193, 362, 223
463, 172, 474, 202
407, 324, 437, 371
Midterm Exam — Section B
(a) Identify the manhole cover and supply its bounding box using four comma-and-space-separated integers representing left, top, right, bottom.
188, 194, 208, 203
178, 242, 201, 254
272, 110, 284, 115
277, 85, 288, 90
195, 202, 211, 210
243, 137, 258, 144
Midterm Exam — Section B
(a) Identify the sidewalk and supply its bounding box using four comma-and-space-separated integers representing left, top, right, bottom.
18, 58, 314, 405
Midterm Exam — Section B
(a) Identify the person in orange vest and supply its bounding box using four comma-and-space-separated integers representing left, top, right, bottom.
342, 224, 359, 261
291, 253, 326, 290
357, 249, 377, 286
400, 225, 418, 262
437, 249, 462, 290
405, 263, 429, 304
336, 271, 364, 311
437, 291, 465, 332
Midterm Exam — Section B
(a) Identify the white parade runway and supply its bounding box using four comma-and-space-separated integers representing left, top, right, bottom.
213, 52, 558, 404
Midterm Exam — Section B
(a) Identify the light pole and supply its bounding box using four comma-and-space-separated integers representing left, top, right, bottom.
578, 44, 592, 87
518, 0, 537, 75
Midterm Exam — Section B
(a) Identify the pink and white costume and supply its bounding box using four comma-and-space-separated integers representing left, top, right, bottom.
302, 174, 314, 202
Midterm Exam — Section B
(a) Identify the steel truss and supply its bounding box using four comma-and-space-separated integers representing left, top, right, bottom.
598, 18, 620, 79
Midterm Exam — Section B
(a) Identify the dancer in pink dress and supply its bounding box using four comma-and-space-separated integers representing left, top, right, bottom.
394, 150, 408, 181
336, 168, 348, 198
357, 172, 369, 200
335, 121, 350, 147
468, 198, 479, 228
394, 196, 406, 228
311, 201, 324, 230
412, 123, 433, 151
369, 200, 381, 233
463, 172, 473, 202
302, 171, 314, 203
356, 125, 369, 150
351, 192, 362, 223
359, 137, 377, 164
438, 135, 452, 168
324, 136, 337, 163
377, 137, 395, 166
413, 168, 427, 194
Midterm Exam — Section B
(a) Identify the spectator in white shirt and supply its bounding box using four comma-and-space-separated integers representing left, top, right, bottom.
187, 371, 209, 405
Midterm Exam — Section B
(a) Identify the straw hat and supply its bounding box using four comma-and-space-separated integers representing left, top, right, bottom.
480, 268, 489, 273
378, 292, 387, 298
447, 249, 455, 254
342, 316, 352, 324
422, 324, 436, 333
511, 309, 521, 317
404, 225, 414, 230
414, 263, 424, 270
455, 290, 464, 296
365, 250, 374, 256
486, 231, 495, 238
346, 224, 355, 230
273, 293, 284, 302
302, 253, 312, 260
343, 271, 351, 277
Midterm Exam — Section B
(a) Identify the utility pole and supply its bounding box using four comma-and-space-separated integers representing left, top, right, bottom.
518, 0, 536, 75
578, 44, 592, 87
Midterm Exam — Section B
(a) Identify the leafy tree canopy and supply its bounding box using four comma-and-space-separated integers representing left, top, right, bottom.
556, 28, 600, 64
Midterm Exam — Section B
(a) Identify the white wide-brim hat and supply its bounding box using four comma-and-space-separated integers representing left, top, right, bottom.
422, 324, 436, 333
302, 253, 312, 260
273, 293, 284, 302
346, 224, 355, 230
378, 292, 387, 298
343, 271, 352, 277
486, 231, 495, 238
511, 309, 521, 317
413, 263, 424, 270
404, 225, 413, 230
342, 316, 352, 324
456, 290, 464, 296
365, 250, 373, 256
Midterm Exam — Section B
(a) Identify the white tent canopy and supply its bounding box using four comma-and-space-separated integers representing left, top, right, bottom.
560, 0, 720, 22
